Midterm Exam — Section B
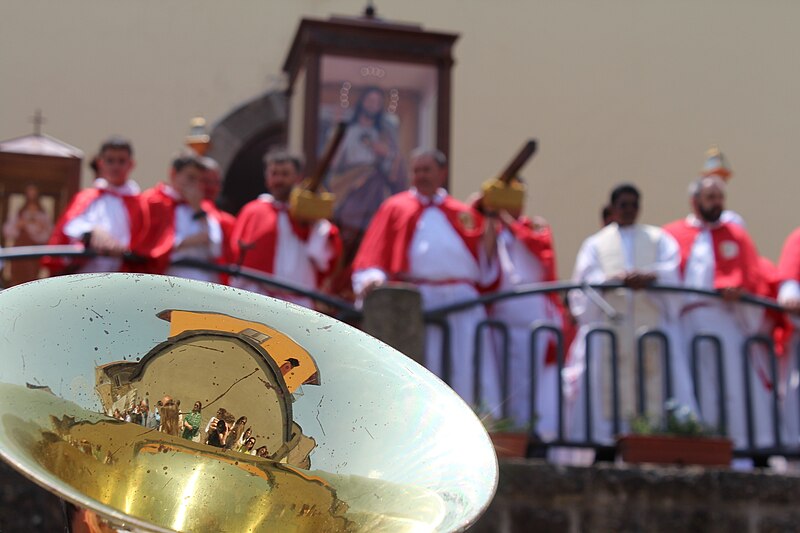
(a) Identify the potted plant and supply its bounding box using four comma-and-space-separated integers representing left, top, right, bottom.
475, 407, 531, 458
617, 399, 732, 466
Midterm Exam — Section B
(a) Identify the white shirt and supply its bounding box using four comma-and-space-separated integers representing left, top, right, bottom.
496, 227, 546, 288
231, 194, 335, 306
160, 184, 223, 283
63, 178, 140, 273
569, 223, 680, 319
683, 216, 717, 290
352, 188, 497, 297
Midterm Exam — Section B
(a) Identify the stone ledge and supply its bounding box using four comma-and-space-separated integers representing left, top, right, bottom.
473, 460, 800, 533
3, 458, 799, 532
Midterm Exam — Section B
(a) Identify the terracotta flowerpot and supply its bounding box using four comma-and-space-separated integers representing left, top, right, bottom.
490, 432, 529, 458
617, 434, 732, 466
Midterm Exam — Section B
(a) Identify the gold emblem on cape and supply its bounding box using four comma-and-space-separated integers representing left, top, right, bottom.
458, 211, 476, 231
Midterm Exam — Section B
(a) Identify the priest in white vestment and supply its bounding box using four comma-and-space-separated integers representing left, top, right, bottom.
567, 184, 697, 445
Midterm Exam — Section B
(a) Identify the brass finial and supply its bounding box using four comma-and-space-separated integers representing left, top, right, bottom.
185, 116, 211, 156
702, 144, 731, 180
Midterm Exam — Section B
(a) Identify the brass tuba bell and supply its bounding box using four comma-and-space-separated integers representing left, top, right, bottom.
0, 274, 497, 532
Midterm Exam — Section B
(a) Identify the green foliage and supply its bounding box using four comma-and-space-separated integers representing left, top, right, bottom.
630, 399, 717, 438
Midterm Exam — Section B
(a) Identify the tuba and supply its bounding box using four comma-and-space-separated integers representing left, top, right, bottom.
0, 274, 497, 532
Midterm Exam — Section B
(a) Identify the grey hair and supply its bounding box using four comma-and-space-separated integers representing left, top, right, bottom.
410, 147, 447, 168
688, 175, 726, 198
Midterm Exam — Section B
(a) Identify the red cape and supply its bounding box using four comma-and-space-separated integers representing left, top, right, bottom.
230, 198, 342, 280
352, 191, 485, 279
43, 187, 144, 275
662, 218, 763, 294
778, 227, 800, 283
504, 218, 571, 364
760, 256, 791, 358
776, 228, 800, 356
507, 218, 557, 283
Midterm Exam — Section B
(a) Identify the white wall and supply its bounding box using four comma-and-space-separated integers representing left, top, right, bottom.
3, 0, 799, 276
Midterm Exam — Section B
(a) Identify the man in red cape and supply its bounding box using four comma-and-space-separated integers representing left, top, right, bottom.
663, 175, 775, 450
44, 136, 144, 275
134, 153, 227, 283
472, 182, 566, 440
229, 150, 342, 309
777, 228, 800, 448
351, 148, 500, 411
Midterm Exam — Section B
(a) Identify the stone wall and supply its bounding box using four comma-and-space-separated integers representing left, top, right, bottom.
0, 461, 64, 532
4, 459, 800, 532
471, 460, 800, 533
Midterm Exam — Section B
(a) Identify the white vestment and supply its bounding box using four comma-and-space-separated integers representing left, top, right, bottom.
353, 189, 500, 411
680, 219, 776, 449
159, 184, 223, 284
63, 178, 140, 273
768, 280, 799, 451
489, 227, 563, 437
230, 195, 335, 308
566, 223, 696, 444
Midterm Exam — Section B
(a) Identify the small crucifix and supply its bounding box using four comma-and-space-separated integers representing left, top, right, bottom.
363, 0, 376, 18
29, 109, 46, 136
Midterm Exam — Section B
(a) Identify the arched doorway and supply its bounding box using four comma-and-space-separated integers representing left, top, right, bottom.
207, 91, 287, 215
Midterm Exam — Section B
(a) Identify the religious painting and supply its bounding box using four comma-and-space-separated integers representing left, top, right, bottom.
2, 184, 56, 285
0, 133, 83, 286
317, 56, 438, 255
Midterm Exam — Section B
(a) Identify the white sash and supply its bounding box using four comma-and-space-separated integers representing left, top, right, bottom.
594, 223, 664, 420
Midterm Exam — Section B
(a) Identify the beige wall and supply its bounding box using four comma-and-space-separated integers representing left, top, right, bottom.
2, 0, 799, 277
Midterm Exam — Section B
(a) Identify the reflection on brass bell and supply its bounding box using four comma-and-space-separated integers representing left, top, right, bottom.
289, 187, 335, 222
0, 274, 496, 532
481, 177, 525, 212
186, 117, 211, 156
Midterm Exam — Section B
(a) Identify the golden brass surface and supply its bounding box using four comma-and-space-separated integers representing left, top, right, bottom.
0, 274, 497, 532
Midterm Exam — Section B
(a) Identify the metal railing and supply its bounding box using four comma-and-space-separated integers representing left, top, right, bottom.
423, 280, 800, 462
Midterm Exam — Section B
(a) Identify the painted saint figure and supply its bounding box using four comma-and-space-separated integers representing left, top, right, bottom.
3, 184, 52, 285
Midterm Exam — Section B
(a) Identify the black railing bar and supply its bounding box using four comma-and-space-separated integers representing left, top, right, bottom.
423, 317, 452, 387
171, 258, 357, 315
474, 320, 510, 420
635, 329, 673, 417
424, 281, 785, 317
529, 323, 566, 441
